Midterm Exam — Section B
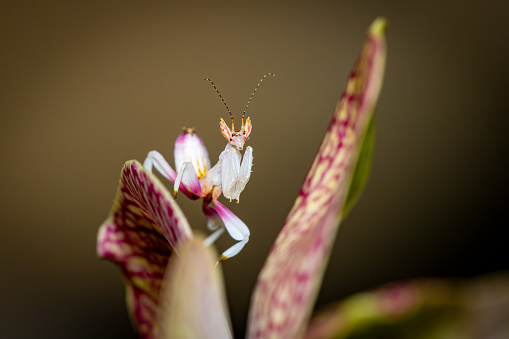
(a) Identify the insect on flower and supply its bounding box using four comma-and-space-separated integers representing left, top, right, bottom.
143, 73, 275, 260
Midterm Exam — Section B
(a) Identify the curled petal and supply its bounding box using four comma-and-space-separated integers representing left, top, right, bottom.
158, 236, 233, 339
247, 18, 387, 339
97, 160, 192, 338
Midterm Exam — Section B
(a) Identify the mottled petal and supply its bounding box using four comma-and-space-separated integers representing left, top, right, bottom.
158, 236, 233, 339
304, 280, 459, 339
97, 160, 192, 338
304, 274, 509, 339
247, 18, 387, 339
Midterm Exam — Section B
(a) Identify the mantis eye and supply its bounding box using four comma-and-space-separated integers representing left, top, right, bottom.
243, 117, 252, 140
219, 118, 232, 142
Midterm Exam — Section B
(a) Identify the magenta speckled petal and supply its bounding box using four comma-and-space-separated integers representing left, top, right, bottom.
158, 236, 233, 339
97, 160, 192, 338
303, 283, 421, 339
303, 274, 509, 339
247, 18, 387, 339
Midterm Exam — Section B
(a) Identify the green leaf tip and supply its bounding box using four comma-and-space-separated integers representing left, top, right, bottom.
342, 116, 375, 217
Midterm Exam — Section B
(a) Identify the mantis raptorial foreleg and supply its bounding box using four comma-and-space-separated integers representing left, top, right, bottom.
220, 144, 253, 202
237, 146, 253, 199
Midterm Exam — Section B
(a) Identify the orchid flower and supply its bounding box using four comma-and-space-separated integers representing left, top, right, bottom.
98, 17, 386, 339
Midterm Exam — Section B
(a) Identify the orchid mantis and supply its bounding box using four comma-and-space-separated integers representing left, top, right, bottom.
143, 73, 275, 260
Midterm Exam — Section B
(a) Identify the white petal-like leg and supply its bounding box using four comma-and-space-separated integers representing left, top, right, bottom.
220, 145, 253, 202
213, 199, 250, 261
202, 202, 226, 247
143, 150, 177, 181
202, 203, 222, 231
144, 151, 200, 198
203, 227, 225, 246
174, 162, 203, 198
220, 239, 248, 260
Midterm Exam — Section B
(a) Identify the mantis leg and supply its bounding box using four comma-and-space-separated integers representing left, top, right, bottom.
143, 150, 177, 181
213, 199, 250, 261
219, 239, 248, 261
174, 162, 203, 198
144, 151, 201, 199
204, 228, 225, 246
202, 202, 222, 231
201, 202, 227, 247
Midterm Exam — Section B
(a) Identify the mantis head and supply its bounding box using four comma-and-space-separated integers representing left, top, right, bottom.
205, 73, 274, 151
219, 117, 252, 150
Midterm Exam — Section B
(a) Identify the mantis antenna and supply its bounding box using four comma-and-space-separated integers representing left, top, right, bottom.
204, 78, 234, 129
242, 73, 276, 126
205, 73, 275, 129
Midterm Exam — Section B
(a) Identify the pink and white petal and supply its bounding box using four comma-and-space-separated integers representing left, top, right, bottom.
247, 18, 387, 339
304, 274, 509, 339
303, 281, 448, 339
97, 160, 192, 338
158, 236, 233, 339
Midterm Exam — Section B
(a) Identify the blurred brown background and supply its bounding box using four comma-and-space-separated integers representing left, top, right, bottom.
1, 1, 508, 338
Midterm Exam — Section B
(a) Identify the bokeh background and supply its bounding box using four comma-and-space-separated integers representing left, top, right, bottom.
1, 1, 508, 338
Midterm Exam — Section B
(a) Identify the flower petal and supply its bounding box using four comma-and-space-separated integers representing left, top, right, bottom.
158, 235, 233, 339
247, 18, 387, 339
303, 280, 459, 339
97, 160, 192, 338
304, 273, 509, 339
